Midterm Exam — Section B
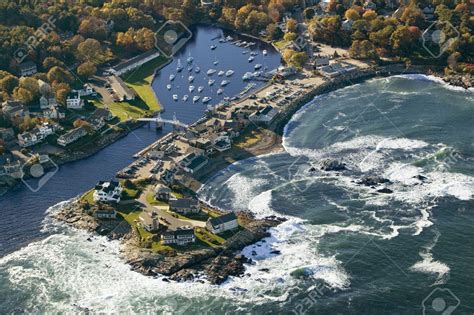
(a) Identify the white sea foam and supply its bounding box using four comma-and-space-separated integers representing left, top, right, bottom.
410, 230, 450, 285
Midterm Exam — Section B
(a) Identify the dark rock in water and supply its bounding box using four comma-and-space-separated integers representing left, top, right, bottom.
251, 250, 257, 256
259, 268, 270, 272
270, 250, 281, 255
377, 187, 393, 194
320, 159, 347, 171
358, 175, 390, 186
309, 167, 317, 172
162, 278, 170, 282
413, 174, 427, 181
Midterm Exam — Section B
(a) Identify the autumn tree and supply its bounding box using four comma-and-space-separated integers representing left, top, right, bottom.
77, 62, 97, 79
77, 38, 103, 62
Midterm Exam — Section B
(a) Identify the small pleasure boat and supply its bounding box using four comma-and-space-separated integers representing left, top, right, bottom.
217, 71, 225, 76
193, 95, 200, 103
207, 69, 216, 75
195, 67, 200, 73
202, 97, 212, 103
210, 45, 217, 50
263, 49, 268, 56
189, 85, 195, 93
182, 95, 189, 102
198, 86, 204, 93
176, 59, 183, 72
221, 80, 230, 86
188, 75, 194, 83
217, 88, 224, 95
173, 94, 178, 101
254, 64, 262, 70
166, 84, 172, 90
208, 79, 215, 86
225, 70, 234, 77
248, 56, 254, 62
169, 74, 175, 81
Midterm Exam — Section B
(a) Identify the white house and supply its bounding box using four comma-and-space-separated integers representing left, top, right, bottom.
18, 131, 40, 148
213, 135, 231, 152
66, 91, 84, 109
162, 226, 196, 245
139, 211, 160, 232
249, 106, 278, 125
93, 181, 123, 203
206, 212, 238, 234
169, 198, 200, 215
57, 126, 87, 146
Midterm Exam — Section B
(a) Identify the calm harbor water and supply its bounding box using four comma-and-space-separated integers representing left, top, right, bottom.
0, 25, 281, 256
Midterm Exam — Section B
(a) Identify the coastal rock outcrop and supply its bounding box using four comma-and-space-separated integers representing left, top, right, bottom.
358, 175, 391, 187
320, 159, 347, 171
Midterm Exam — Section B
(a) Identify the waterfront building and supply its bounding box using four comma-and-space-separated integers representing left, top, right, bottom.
213, 135, 232, 152
206, 212, 239, 234
139, 211, 160, 232
93, 181, 123, 203
66, 91, 84, 109
249, 106, 278, 125
161, 226, 196, 245
18, 61, 37, 76
87, 108, 114, 131
169, 198, 200, 215
109, 50, 161, 76
108, 75, 136, 101
180, 153, 209, 174
57, 126, 87, 147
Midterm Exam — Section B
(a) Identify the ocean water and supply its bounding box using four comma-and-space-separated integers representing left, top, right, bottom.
1, 76, 473, 314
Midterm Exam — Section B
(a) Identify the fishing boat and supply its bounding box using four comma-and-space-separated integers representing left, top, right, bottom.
213, 60, 219, 65
176, 59, 183, 72
193, 95, 200, 103
208, 79, 215, 86
254, 64, 262, 70
242, 72, 253, 80
169, 74, 175, 81
221, 80, 230, 86
195, 67, 200, 73
189, 85, 195, 93
198, 86, 204, 93
182, 95, 189, 102
188, 75, 194, 83
202, 97, 212, 103
217, 71, 225, 76
166, 84, 172, 90
263, 49, 268, 56
248, 56, 254, 62
173, 94, 178, 101
225, 70, 234, 77
217, 88, 224, 95
207, 69, 216, 75
210, 45, 217, 50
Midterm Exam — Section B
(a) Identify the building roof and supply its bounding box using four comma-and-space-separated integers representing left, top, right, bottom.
164, 227, 195, 237
155, 183, 171, 194
113, 49, 160, 73
95, 180, 120, 193
19, 61, 37, 70
169, 198, 199, 209
208, 212, 237, 228
186, 155, 208, 171
108, 75, 136, 100
67, 91, 80, 99
260, 106, 275, 116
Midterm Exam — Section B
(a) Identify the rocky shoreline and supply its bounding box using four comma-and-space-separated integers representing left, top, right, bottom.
52, 199, 285, 285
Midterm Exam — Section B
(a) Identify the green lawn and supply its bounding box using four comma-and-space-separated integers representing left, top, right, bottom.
146, 192, 168, 206
123, 55, 169, 113
80, 189, 95, 204
195, 227, 226, 248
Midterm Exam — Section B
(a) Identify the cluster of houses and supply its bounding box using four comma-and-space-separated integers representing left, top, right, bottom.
90, 178, 239, 247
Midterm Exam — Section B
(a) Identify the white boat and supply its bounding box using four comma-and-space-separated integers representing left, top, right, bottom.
188, 75, 194, 82
219, 38, 226, 43
217, 88, 224, 95
226, 36, 233, 41
248, 56, 254, 62
221, 80, 230, 86
176, 59, 183, 72
254, 64, 262, 70
182, 95, 189, 101
198, 86, 204, 93
217, 71, 225, 76
173, 94, 178, 101
263, 49, 268, 56
189, 85, 195, 93
207, 69, 216, 75
225, 70, 234, 77
187, 65, 193, 71
242, 50, 249, 55
250, 52, 258, 56
223, 97, 230, 101
242, 72, 253, 80
195, 67, 201, 73
193, 95, 200, 103
187, 54, 193, 63
169, 74, 175, 81
213, 61, 219, 66
208, 79, 215, 86
253, 71, 262, 77
202, 97, 212, 103
210, 45, 217, 50
166, 84, 172, 90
